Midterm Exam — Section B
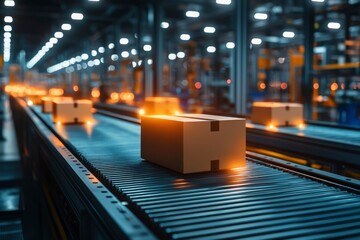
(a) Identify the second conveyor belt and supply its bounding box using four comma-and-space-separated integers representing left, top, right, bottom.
31, 106, 360, 239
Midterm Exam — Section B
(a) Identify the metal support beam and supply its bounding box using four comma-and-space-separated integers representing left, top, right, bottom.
152, 0, 164, 96
234, 0, 249, 115
303, 1, 315, 120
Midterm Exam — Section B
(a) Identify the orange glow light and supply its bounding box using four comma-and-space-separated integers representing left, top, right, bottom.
110, 92, 119, 101
298, 123, 305, 130
49, 88, 64, 96
259, 82, 266, 90
119, 92, 134, 103
280, 82, 288, 90
27, 100, 33, 106
139, 109, 145, 115
313, 83, 319, 90
86, 121, 92, 125
73, 85, 79, 92
57, 121, 61, 125
330, 82, 338, 91
91, 88, 100, 98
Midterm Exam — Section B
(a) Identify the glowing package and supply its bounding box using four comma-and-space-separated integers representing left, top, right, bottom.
52, 99, 92, 124
41, 97, 73, 113
251, 102, 303, 126
142, 97, 180, 115
141, 114, 246, 174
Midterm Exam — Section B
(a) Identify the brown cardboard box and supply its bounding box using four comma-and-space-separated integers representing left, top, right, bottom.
41, 96, 73, 113
251, 102, 303, 126
142, 97, 180, 115
52, 99, 93, 124
141, 114, 246, 174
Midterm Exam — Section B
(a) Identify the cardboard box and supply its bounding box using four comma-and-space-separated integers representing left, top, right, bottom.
141, 114, 246, 174
251, 102, 303, 126
52, 99, 93, 124
41, 97, 73, 113
142, 97, 180, 115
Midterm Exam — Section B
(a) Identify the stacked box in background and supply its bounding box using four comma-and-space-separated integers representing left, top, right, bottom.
251, 102, 303, 126
141, 114, 246, 174
142, 97, 180, 115
52, 99, 93, 124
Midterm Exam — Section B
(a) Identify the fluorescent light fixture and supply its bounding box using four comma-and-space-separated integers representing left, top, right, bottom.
108, 43, 115, 49
91, 50, 97, 56
4, 42, 11, 48
327, 22, 341, 29
54, 32, 63, 38
180, 34, 190, 41
143, 44, 152, 51
4, 32, 11, 38
4, 0, 15, 7
186, 11, 200, 18
177, 52, 185, 58
88, 0, 100, 1
254, 13, 268, 20
283, 31, 295, 38
216, 0, 231, 5
4, 16, 13, 23
81, 53, 89, 60
131, 49, 137, 55
161, 22, 169, 29
46, 42, 54, 48
75, 56, 82, 62
207, 46, 216, 53
61, 24, 71, 31
168, 53, 176, 60
226, 42, 235, 49
4, 38, 11, 44
98, 46, 105, 53
147, 59, 153, 65
4, 25, 12, 32
111, 54, 119, 61
121, 51, 129, 58
251, 38, 262, 45
311, 0, 324, 2
204, 26, 216, 33
71, 13, 84, 20
119, 38, 129, 45
50, 37, 58, 44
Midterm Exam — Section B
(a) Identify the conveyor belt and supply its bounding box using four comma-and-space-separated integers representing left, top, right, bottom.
31, 105, 360, 239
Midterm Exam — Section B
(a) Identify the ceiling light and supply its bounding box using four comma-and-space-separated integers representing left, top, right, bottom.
282, 31, 295, 38
4, 25, 12, 32
61, 24, 72, 31
4, 32, 11, 38
88, 60, 94, 67
131, 49, 137, 55
4, 16, 13, 23
311, 0, 324, 2
88, 0, 100, 1
46, 42, 54, 48
71, 13, 84, 20
50, 37, 58, 44
204, 26, 216, 33
108, 43, 115, 49
207, 46, 216, 53
147, 59, 153, 65
186, 11, 200, 18
161, 22, 169, 29
180, 34, 190, 41
81, 53, 89, 60
168, 53, 176, 60
251, 38, 262, 45
119, 38, 129, 45
94, 59, 100, 65
108, 65, 115, 71
4, 38, 11, 44
98, 46, 105, 53
226, 42, 235, 49
216, 0, 231, 5
327, 22, 341, 29
143, 44, 152, 51
4, 0, 15, 7
91, 50, 97, 56
54, 32, 63, 38
254, 13, 268, 20
4, 42, 11, 48
121, 51, 129, 58
75, 56, 82, 62
111, 54, 119, 61
177, 52, 185, 58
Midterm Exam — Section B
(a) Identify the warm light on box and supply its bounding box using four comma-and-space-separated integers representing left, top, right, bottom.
141, 114, 246, 174
52, 99, 93, 124
142, 97, 181, 115
251, 102, 303, 126
41, 96, 73, 113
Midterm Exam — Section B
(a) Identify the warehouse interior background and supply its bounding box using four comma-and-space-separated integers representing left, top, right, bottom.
1, 0, 360, 239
